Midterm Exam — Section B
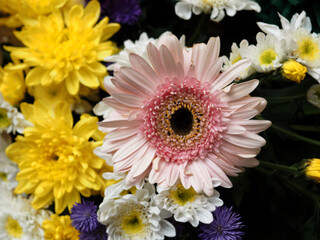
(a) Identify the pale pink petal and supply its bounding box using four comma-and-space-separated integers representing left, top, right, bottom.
232, 120, 271, 133
225, 125, 246, 135
147, 43, 166, 82
129, 53, 160, 85
112, 92, 144, 108
158, 33, 184, 64
98, 119, 143, 128
103, 97, 138, 113
223, 132, 266, 148
221, 80, 259, 101
112, 134, 148, 163
201, 57, 224, 84
160, 45, 178, 79
229, 109, 258, 120
120, 67, 157, 93
106, 128, 138, 141
210, 59, 252, 92
220, 140, 261, 158
198, 37, 220, 80
204, 157, 233, 188
111, 75, 147, 96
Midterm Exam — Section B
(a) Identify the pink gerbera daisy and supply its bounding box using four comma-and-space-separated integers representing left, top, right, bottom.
98, 33, 271, 196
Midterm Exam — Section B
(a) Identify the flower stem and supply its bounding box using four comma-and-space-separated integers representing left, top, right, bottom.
290, 124, 320, 132
259, 160, 299, 174
270, 123, 320, 147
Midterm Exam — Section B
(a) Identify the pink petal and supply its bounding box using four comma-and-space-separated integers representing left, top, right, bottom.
210, 59, 252, 92
229, 109, 258, 120
204, 157, 232, 188
147, 43, 166, 82
160, 45, 178, 79
157, 33, 184, 64
103, 97, 138, 113
112, 134, 148, 163
201, 57, 224, 84
221, 80, 259, 101
232, 120, 271, 133
129, 53, 160, 86
106, 128, 139, 141
112, 93, 144, 108
220, 140, 261, 158
223, 132, 266, 148
98, 119, 143, 128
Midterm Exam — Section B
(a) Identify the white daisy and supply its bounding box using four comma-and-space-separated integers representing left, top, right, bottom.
154, 183, 223, 227
307, 84, 320, 108
98, 183, 175, 240
258, 11, 320, 81
0, 183, 51, 240
240, 32, 287, 72
223, 39, 255, 79
0, 93, 31, 134
0, 133, 18, 189
106, 32, 156, 71
175, 0, 261, 22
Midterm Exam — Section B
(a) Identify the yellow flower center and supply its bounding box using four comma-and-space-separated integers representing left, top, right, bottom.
120, 210, 147, 236
0, 108, 11, 129
0, 172, 8, 181
296, 37, 320, 62
169, 184, 197, 206
5, 216, 23, 238
282, 59, 307, 83
231, 54, 242, 64
202, 0, 227, 7
259, 49, 277, 65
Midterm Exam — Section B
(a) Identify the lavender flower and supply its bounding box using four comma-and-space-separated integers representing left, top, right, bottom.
97, 0, 142, 25
198, 206, 244, 240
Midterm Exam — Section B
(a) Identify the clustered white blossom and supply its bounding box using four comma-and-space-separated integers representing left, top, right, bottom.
175, 0, 261, 22
223, 11, 320, 82
0, 183, 51, 240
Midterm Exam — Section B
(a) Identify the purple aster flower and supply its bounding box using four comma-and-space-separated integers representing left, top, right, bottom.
93, 0, 142, 25
198, 206, 245, 240
70, 201, 101, 233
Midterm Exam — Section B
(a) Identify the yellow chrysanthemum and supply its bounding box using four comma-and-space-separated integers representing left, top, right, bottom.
0, 0, 71, 28
5, 1, 120, 95
0, 63, 26, 105
281, 59, 307, 83
305, 158, 320, 182
5, 101, 108, 214
42, 214, 79, 240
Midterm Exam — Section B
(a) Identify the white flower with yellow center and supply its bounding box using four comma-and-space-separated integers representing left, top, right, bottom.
0, 134, 18, 190
223, 39, 255, 79
0, 93, 31, 134
257, 11, 320, 81
0, 183, 51, 240
154, 183, 223, 227
240, 32, 286, 72
98, 183, 175, 240
175, 0, 260, 22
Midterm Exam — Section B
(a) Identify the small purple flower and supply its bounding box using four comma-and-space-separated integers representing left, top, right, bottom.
96, 0, 142, 25
70, 201, 100, 233
198, 206, 244, 240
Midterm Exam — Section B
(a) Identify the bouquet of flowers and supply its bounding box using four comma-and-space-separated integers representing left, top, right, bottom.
1, 0, 320, 239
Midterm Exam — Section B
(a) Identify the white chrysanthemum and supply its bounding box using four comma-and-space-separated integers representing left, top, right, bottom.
98, 183, 175, 240
102, 172, 145, 200
240, 32, 287, 72
0, 93, 31, 134
0, 133, 18, 189
106, 32, 156, 71
258, 11, 320, 81
307, 84, 320, 108
154, 183, 223, 227
0, 183, 51, 240
223, 39, 255, 79
175, 0, 260, 22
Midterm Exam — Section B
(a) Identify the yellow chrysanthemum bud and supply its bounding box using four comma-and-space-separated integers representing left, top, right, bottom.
281, 59, 307, 83
305, 158, 320, 182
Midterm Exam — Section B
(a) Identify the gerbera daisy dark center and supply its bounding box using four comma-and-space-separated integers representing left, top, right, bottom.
169, 107, 194, 136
